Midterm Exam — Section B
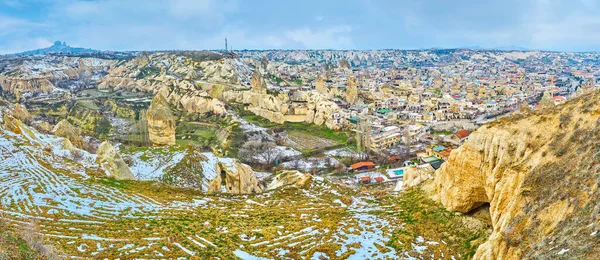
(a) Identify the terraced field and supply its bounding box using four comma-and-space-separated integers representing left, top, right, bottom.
0, 110, 488, 259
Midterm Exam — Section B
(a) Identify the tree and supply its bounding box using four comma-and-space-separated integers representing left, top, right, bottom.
239, 140, 282, 165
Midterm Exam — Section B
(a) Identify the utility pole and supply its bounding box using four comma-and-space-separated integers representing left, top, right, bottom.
225, 38, 228, 53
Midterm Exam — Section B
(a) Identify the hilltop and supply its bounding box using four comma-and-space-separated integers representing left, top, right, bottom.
15, 41, 102, 56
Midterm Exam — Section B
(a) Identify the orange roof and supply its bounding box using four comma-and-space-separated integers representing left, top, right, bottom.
360, 176, 371, 181
439, 150, 452, 158
351, 161, 376, 169
455, 129, 470, 139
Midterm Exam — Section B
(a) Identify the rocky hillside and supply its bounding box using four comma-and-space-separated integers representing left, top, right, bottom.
98, 52, 252, 92
434, 89, 600, 259
0, 55, 115, 96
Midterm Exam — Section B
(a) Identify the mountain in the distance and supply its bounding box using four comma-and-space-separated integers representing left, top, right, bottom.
490, 45, 530, 51
15, 41, 101, 55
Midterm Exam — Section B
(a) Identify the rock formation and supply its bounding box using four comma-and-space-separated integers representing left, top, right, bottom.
519, 100, 531, 114
155, 148, 263, 194
35, 121, 53, 133
214, 161, 263, 194
0, 77, 54, 96
315, 77, 329, 96
13, 104, 32, 124
146, 93, 176, 146
251, 69, 267, 94
304, 93, 344, 129
52, 119, 87, 149
434, 90, 600, 259
96, 141, 135, 180
346, 76, 359, 105
401, 166, 434, 189
538, 91, 555, 110
267, 170, 312, 190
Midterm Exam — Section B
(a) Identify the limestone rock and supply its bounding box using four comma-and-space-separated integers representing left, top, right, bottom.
402, 166, 433, 189
52, 119, 87, 149
212, 161, 263, 194
315, 77, 329, 96
434, 90, 600, 259
251, 69, 267, 94
0, 77, 54, 95
35, 121, 53, 133
267, 170, 312, 190
13, 104, 32, 124
304, 93, 344, 130
538, 91, 555, 110
346, 77, 359, 105
96, 141, 135, 180
146, 93, 176, 146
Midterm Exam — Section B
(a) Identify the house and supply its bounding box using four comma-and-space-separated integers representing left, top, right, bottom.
388, 155, 402, 163
360, 176, 371, 184
429, 159, 445, 170
454, 129, 470, 142
351, 161, 376, 172
427, 144, 452, 159
553, 96, 566, 105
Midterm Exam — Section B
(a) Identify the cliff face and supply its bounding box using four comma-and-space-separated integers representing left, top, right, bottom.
434, 90, 600, 259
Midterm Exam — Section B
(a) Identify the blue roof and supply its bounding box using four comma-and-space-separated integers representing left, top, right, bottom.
432, 144, 446, 152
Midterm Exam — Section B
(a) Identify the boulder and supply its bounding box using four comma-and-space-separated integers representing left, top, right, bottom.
52, 119, 87, 149
212, 161, 263, 194
13, 104, 32, 124
267, 170, 312, 190
96, 141, 135, 180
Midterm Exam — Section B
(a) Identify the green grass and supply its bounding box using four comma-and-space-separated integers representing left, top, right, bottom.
433, 130, 454, 135
241, 114, 353, 145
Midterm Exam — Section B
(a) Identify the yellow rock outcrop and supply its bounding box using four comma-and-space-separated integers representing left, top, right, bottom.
434, 90, 600, 259
146, 93, 176, 146
96, 141, 135, 180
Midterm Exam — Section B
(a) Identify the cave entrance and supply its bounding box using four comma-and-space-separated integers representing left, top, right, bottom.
220, 170, 227, 187
467, 202, 492, 227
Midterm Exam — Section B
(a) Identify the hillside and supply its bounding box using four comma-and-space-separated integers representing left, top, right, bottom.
15, 41, 102, 56
434, 89, 600, 259
0, 103, 490, 259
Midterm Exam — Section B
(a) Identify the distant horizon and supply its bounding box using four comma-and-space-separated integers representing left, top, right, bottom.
3, 0, 600, 54
7, 41, 600, 55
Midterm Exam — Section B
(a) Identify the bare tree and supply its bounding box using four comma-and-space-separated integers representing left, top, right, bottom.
334, 162, 347, 174
239, 140, 282, 165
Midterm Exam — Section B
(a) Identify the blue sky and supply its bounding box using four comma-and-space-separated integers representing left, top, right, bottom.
1, 0, 600, 53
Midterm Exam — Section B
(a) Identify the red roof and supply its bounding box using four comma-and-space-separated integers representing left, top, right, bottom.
351, 161, 376, 169
360, 176, 371, 181
374, 177, 385, 182
553, 96, 566, 102
455, 129, 470, 139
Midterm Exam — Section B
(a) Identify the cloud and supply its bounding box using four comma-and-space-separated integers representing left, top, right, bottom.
2, 0, 600, 52
284, 26, 353, 49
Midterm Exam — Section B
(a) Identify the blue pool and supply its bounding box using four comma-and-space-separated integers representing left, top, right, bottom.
393, 169, 404, 176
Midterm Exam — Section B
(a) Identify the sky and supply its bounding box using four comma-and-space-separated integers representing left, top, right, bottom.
1, 0, 600, 54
